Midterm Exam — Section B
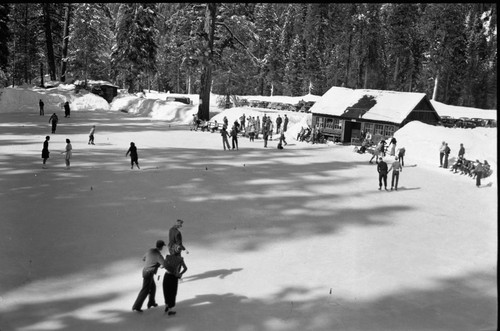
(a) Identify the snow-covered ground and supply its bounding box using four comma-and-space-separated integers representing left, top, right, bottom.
0, 85, 497, 331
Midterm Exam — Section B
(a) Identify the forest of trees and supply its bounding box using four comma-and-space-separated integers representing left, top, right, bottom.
0, 3, 497, 116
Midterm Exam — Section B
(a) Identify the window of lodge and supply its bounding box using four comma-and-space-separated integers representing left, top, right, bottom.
384, 125, 395, 137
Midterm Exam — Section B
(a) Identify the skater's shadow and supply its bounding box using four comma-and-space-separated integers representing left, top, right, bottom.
182, 268, 243, 282
396, 186, 421, 191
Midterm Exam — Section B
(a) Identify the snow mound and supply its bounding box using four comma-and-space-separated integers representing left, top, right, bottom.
395, 120, 497, 172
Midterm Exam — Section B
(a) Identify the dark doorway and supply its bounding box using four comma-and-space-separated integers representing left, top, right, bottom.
343, 121, 361, 143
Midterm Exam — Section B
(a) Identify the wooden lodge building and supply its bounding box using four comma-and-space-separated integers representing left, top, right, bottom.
310, 86, 441, 144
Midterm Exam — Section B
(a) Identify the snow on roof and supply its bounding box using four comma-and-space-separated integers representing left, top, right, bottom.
310, 86, 429, 124
431, 100, 497, 120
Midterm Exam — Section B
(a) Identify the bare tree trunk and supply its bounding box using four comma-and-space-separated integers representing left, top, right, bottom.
393, 57, 399, 86
432, 72, 439, 100
198, 3, 217, 121
42, 3, 57, 81
345, 34, 352, 88
363, 61, 368, 89
40, 62, 44, 88
60, 3, 71, 82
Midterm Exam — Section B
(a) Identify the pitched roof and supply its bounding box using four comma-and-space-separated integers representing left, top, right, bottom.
431, 100, 497, 120
310, 86, 429, 124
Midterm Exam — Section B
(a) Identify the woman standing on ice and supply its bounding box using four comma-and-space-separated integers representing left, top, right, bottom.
41, 136, 50, 168
62, 138, 72, 169
126, 142, 140, 169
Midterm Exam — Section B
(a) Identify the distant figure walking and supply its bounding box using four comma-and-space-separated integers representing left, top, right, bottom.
132, 240, 166, 313
41, 136, 50, 168
221, 125, 231, 150
126, 142, 140, 169
39, 99, 44, 116
64, 101, 71, 118
278, 127, 287, 147
88, 125, 96, 145
49, 113, 58, 133
283, 114, 289, 132
377, 157, 388, 190
62, 138, 72, 169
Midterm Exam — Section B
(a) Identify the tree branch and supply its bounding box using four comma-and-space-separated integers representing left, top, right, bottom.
215, 22, 262, 66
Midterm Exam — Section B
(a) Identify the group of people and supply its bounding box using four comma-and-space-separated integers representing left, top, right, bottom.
132, 219, 188, 316
367, 137, 405, 166
443, 142, 491, 187
296, 125, 324, 144
217, 113, 290, 150
40, 124, 96, 169
376, 155, 403, 191
41, 135, 73, 169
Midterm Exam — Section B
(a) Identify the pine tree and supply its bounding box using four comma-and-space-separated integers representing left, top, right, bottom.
111, 3, 158, 93
69, 3, 113, 84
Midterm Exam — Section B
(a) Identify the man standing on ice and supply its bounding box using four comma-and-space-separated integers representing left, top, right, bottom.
132, 240, 166, 312
377, 157, 388, 190
221, 125, 231, 150
388, 156, 403, 191
49, 113, 58, 134
39, 99, 44, 116
168, 219, 186, 255
443, 143, 451, 168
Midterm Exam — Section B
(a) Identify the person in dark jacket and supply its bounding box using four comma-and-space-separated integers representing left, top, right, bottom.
41, 136, 50, 168
63, 101, 70, 118
126, 142, 140, 169
168, 219, 186, 256
221, 125, 231, 150
474, 160, 484, 187
162, 245, 188, 315
377, 157, 388, 190
132, 240, 166, 312
283, 114, 289, 132
275, 115, 282, 134
39, 99, 44, 116
230, 125, 239, 150
49, 113, 58, 133
397, 147, 406, 167
443, 143, 451, 168
458, 143, 465, 158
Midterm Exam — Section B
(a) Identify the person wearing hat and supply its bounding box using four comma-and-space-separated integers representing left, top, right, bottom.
377, 157, 388, 190
388, 156, 403, 191
168, 219, 186, 256
162, 245, 188, 315
132, 240, 166, 312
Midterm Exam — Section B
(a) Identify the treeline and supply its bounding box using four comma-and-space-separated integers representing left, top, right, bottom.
0, 3, 497, 110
